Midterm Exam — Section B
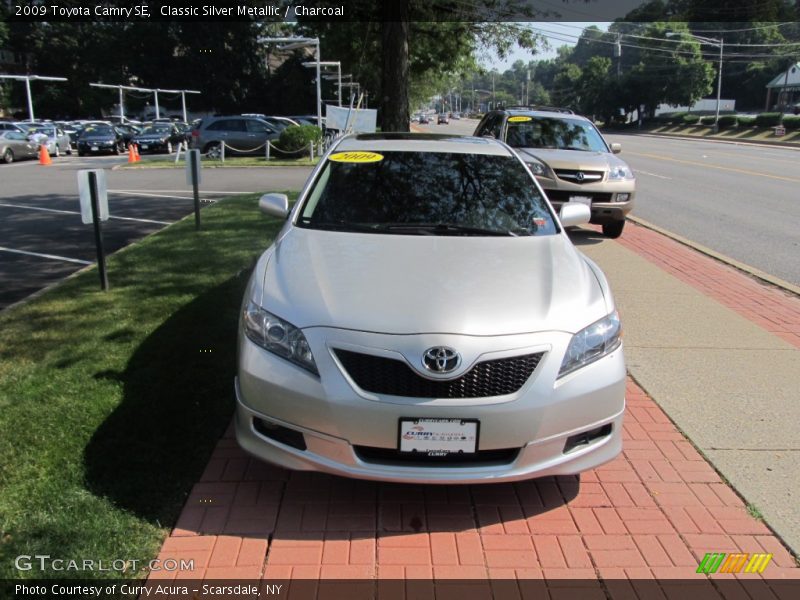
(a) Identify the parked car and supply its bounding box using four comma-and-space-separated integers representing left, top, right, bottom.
475, 107, 635, 238
27, 123, 72, 156
234, 133, 625, 483
115, 124, 142, 148
132, 123, 184, 154
0, 122, 26, 134
418, 115, 430, 125
1, 130, 40, 163
190, 116, 281, 156
437, 113, 449, 124
76, 125, 126, 156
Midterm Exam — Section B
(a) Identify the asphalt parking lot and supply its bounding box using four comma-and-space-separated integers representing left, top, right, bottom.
0, 154, 312, 308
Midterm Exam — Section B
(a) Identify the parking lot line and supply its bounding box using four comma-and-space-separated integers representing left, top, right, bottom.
0, 203, 171, 225
0, 246, 91, 265
107, 190, 203, 201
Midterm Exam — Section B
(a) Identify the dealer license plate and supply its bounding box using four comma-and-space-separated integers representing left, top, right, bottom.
570, 195, 592, 207
91, 146, 99, 151
141, 144, 149, 149
399, 418, 478, 455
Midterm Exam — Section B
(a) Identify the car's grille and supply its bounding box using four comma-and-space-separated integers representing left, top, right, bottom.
334, 349, 544, 398
544, 191, 612, 204
354, 445, 520, 466
554, 169, 604, 184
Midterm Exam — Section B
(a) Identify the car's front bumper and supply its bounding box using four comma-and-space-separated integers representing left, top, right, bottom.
536, 176, 635, 224
235, 327, 625, 484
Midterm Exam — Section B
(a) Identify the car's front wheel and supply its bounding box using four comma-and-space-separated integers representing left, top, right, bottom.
602, 220, 625, 239
2, 149, 13, 164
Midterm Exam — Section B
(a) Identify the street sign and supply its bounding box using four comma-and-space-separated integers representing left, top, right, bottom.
185, 149, 202, 185
77, 169, 108, 224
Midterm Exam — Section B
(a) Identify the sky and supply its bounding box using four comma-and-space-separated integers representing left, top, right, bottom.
482, 22, 610, 71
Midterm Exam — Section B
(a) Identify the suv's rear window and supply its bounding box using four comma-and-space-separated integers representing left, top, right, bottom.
298, 151, 557, 237
506, 117, 608, 152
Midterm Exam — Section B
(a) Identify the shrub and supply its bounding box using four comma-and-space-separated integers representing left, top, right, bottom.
781, 115, 800, 130
737, 116, 757, 127
755, 112, 782, 127
717, 115, 738, 129
682, 114, 701, 125
276, 124, 322, 153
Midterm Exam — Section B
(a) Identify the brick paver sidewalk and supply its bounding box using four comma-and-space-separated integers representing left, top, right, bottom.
149, 222, 800, 598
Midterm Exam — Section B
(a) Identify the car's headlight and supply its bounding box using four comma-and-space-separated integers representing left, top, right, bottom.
243, 302, 318, 375
558, 311, 621, 378
525, 159, 551, 177
608, 165, 634, 180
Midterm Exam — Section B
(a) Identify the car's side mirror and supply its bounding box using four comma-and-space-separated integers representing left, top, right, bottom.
559, 202, 591, 228
259, 193, 289, 219
610, 143, 622, 154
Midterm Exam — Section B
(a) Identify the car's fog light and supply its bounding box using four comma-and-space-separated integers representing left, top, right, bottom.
615, 193, 630, 202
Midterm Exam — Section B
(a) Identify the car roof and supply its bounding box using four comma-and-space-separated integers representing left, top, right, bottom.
501, 108, 590, 121
333, 133, 512, 156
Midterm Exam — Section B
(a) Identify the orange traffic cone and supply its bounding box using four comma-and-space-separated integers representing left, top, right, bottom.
133, 144, 141, 162
39, 144, 52, 166
127, 144, 137, 163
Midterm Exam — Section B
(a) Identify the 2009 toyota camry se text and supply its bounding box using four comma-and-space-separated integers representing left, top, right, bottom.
235, 133, 625, 484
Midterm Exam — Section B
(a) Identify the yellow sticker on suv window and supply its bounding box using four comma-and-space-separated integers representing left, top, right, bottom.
508, 116, 532, 122
329, 151, 384, 163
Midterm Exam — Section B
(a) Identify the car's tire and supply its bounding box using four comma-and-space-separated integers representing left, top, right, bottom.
113, 143, 123, 155
54, 145, 60, 158
205, 143, 221, 159
78, 150, 85, 157
67, 146, 73, 155
3, 149, 13, 164
602, 220, 625, 239
166, 141, 173, 154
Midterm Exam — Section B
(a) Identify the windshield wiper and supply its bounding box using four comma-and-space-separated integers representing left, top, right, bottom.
301, 220, 380, 233
381, 223, 522, 237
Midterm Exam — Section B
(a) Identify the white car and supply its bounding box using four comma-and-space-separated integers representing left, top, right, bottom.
235, 133, 625, 483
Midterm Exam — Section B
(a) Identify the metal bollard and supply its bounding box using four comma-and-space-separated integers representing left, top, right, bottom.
266, 142, 270, 161
220, 141, 225, 162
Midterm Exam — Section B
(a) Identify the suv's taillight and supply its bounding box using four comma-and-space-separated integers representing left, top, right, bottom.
191, 129, 200, 137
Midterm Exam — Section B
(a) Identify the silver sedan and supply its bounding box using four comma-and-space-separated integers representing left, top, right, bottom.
1, 131, 39, 164
235, 133, 625, 483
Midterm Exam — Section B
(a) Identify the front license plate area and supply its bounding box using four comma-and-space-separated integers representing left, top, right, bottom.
90, 146, 99, 151
399, 418, 479, 456
570, 195, 592, 207
141, 144, 149, 149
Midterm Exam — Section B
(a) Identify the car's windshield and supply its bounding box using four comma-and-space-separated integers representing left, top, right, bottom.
298, 150, 557, 236
30, 126, 55, 135
142, 126, 170, 135
505, 116, 608, 152
80, 126, 114, 136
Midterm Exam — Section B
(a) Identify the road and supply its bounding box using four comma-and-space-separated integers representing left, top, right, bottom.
419, 118, 800, 286
0, 154, 311, 308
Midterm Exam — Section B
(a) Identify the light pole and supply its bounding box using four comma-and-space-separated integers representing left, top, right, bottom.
0, 74, 68, 122
667, 31, 724, 130
260, 36, 322, 128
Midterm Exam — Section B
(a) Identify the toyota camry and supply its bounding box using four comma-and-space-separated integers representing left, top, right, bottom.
235, 133, 625, 483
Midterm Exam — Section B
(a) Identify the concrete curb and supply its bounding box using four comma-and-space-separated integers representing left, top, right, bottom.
614, 131, 800, 151
628, 215, 800, 297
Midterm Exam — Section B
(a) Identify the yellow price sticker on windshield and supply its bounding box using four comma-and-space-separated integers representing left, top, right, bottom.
508, 116, 532, 122
329, 151, 384, 163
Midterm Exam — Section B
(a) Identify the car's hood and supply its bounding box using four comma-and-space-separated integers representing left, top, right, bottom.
516, 148, 628, 171
260, 228, 607, 336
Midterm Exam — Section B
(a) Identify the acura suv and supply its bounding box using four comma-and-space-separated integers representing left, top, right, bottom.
475, 107, 635, 238
235, 133, 626, 484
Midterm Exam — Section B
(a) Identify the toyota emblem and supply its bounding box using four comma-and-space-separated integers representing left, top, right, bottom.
422, 347, 461, 373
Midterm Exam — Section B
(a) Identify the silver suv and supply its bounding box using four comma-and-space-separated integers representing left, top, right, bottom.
190, 116, 281, 156
475, 107, 635, 238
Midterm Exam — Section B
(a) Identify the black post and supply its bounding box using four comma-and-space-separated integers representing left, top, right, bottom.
88, 171, 108, 290
191, 151, 201, 230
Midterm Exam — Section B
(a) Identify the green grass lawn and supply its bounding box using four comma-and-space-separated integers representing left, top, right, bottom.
122, 155, 319, 169
0, 193, 293, 579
